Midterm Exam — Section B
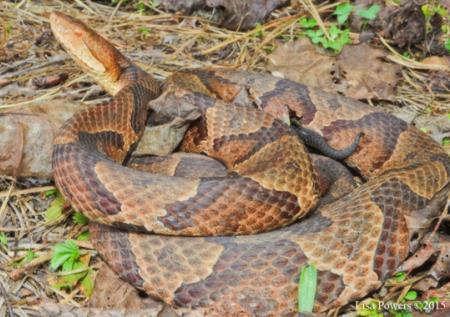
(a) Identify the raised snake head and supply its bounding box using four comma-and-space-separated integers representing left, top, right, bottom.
50, 11, 131, 96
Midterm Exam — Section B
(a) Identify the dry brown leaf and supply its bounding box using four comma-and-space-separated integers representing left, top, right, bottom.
421, 56, 450, 68
397, 241, 437, 273
267, 38, 337, 91
410, 234, 450, 295
429, 237, 450, 282
335, 43, 401, 100
90, 262, 163, 313
268, 40, 401, 100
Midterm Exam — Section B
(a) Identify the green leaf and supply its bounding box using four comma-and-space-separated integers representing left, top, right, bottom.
77, 231, 90, 241
5, 22, 12, 35
436, 5, 448, 17
442, 137, 450, 145
254, 23, 265, 38
429, 296, 440, 303
394, 271, 407, 282
402, 51, 411, 59
138, 26, 151, 39
50, 240, 80, 271
51, 260, 88, 290
20, 250, 37, 265
0, 232, 7, 246
421, 4, 432, 18
357, 4, 381, 21
419, 127, 429, 133
298, 264, 317, 313
323, 28, 350, 53
45, 192, 65, 224
445, 38, 450, 54
304, 29, 325, 44
80, 269, 95, 298
404, 290, 417, 301
44, 188, 57, 197
72, 212, 89, 225
298, 17, 318, 29
329, 24, 341, 40
334, 3, 354, 24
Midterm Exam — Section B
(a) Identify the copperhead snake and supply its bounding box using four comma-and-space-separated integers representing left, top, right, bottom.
50, 12, 450, 316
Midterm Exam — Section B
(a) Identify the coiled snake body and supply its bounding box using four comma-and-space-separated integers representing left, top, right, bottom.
50, 12, 450, 316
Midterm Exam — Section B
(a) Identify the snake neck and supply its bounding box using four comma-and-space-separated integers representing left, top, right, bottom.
54, 65, 160, 163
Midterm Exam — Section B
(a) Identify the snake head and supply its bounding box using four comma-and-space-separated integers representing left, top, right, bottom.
50, 11, 130, 95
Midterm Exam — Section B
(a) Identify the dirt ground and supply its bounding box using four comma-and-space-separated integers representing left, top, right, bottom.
0, 1, 449, 316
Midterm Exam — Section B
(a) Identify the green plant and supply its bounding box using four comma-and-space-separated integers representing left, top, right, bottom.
297, 2, 359, 53
443, 137, 450, 145
421, 4, 448, 18
356, 4, 381, 21
0, 232, 7, 247
73, 211, 89, 226
50, 240, 80, 271
45, 191, 65, 224
254, 23, 265, 39
394, 271, 407, 282
404, 290, 417, 301
44, 188, 57, 197
134, 0, 158, 14
334, 2, 354, 24
297, 264, 317, 313
76, 231, 90, 241
298, 17, 317, 29
138, 26, 151, 39
49, 240, 94, 298
19, 250, 37, 266
421, 1, 449, 52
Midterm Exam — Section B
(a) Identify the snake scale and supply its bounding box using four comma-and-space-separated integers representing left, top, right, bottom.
50, 12, 450, 316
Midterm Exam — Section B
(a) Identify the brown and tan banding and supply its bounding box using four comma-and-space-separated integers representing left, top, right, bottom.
51, 12, 450, 316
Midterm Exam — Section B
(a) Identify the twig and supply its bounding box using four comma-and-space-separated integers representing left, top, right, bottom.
380, 36, 450, 72
0, 278, 13, 317
297, 0, 330, 39
0, 183, 13, 225
0, 186, 55, 199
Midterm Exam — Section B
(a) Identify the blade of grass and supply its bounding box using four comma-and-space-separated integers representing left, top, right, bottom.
298, 264, 317, 313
